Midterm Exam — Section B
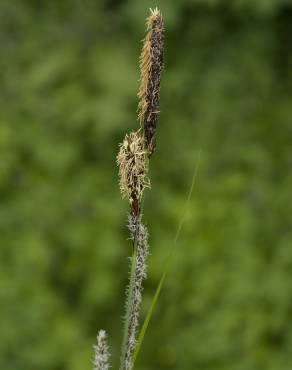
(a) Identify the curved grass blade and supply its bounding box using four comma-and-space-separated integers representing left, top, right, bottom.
131, 149, 202, 368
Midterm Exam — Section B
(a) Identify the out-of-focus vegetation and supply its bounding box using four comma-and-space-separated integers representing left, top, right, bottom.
0, 1, 292, 369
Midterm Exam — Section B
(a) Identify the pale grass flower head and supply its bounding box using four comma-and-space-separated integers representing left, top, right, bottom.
93, 330, 110, 370
117, 130, 150, 205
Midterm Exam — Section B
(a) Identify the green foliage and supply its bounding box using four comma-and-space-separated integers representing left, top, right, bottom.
0, 1, 292, 370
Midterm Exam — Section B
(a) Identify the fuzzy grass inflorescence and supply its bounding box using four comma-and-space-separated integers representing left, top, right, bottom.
123, 216, 150, 370
93, 330, 110, 370
117, 130, 150, 219
138, 8, 165, 156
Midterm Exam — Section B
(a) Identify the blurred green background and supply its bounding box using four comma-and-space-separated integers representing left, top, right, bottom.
1, 1, 292, 369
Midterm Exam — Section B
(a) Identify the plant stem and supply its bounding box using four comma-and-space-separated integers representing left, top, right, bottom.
119, 244, 137, 370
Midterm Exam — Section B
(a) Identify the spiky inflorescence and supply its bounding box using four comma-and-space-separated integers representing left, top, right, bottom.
117, 130, 150, 218
138, 8, 165, 156
123, 215, 150, 370
93, 330, 110, 370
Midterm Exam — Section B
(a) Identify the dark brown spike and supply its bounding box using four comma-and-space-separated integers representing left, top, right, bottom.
138, 9, 165, 156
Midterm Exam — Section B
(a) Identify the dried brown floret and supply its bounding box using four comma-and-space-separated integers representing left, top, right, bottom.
117, 130, 150, 217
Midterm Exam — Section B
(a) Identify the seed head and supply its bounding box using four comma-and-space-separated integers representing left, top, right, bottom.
93, 330, 110, 370
124, 215, 150, 370
138, 8, 165, 156
117, 131, 150, 217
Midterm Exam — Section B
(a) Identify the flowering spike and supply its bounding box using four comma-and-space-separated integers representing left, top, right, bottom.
117, 130, 150, 218
138, 9, 165, 155
93, 330, 110, 370
123, 216, 150, 370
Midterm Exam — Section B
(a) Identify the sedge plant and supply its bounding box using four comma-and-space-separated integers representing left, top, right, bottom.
93, 8, 165, 370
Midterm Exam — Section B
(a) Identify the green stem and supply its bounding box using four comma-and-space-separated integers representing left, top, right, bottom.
119, 224, 138, 370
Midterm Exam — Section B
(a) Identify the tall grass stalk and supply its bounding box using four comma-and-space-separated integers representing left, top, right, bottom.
93, 8, 164, 370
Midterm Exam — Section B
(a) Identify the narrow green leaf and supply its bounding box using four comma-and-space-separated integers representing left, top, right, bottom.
132, 150, 201, 368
